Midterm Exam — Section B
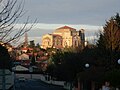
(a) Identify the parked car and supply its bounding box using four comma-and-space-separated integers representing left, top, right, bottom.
18, 77, 26, 82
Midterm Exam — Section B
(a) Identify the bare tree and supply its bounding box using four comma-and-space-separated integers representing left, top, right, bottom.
0, 0, 36, 44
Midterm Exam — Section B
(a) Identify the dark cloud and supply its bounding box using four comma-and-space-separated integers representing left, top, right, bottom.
21, 0, 120, 25
28, 28, 54, 37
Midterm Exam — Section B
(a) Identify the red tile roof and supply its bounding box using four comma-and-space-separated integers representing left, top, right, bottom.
36, 56, 48, 61
56, 26, 76, 30
21, 48, 28, 50
21, 47, 33, 51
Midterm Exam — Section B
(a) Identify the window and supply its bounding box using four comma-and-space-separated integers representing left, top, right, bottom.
75, 40, 77, 46
64, 41, 67, 46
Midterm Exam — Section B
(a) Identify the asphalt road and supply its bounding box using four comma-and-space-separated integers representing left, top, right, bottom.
15, 79, 65, 90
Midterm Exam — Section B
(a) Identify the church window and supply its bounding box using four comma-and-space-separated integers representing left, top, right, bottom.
64, 41, 67, 46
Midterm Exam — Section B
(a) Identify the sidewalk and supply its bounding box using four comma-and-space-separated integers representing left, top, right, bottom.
16, 73, 74, 90
39, 74, 74, 90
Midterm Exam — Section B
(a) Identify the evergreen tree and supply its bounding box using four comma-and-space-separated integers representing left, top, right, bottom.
97, 14, 120, 58
29, 40, 35, 48
114, 13, 120, 27
96, 13, 120, 86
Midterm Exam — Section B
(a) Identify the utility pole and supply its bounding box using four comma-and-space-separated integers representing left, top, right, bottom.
2, 69, 5, 90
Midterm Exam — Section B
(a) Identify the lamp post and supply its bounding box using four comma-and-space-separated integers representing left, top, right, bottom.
117, 59, 120, 65
112, 59, 120, 90
85, 63, 97, 90
13, 63, 16, 90
29, 66, 33, 79
77, 63, 90, 90
12, 61, 20, 90
85, 63, 90, 68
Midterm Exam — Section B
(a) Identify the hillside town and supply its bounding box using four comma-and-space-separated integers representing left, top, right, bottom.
0, 0, 120, 90
0, 25, 86, 72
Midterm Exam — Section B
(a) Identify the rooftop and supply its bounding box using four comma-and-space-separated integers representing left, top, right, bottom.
56, 26, 76, 30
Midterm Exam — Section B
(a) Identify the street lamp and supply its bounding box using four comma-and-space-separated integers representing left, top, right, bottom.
78, 63, 90, 90
29, 66, 33, 79
85, 63, 90, 68
117, 59, 120, 64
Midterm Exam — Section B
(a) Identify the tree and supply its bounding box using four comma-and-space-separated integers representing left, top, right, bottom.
0, 1, 35, 89
29, 40, 35, 48
0, 44, 12, 90
0, 0, 36, 44
0, 45, 12, 69
97, 13, 120, 60
114, 13, 120, 27
96, 13, 120, 87
104, 69, 120, 87
30, 53, 36, 66
49, 51, 82, 82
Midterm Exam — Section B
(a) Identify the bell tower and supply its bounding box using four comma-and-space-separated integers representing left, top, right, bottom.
24, 33, 28, 47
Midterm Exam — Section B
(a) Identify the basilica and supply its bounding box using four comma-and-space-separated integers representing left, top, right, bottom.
41, 26, 85, 49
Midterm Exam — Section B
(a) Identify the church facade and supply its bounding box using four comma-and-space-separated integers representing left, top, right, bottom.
41, 26, 85, 49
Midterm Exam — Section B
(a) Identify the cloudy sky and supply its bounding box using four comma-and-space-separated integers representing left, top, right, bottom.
17, 0, 120, 45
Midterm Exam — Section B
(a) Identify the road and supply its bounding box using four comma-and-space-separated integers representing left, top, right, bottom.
15, 79, 65, 90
